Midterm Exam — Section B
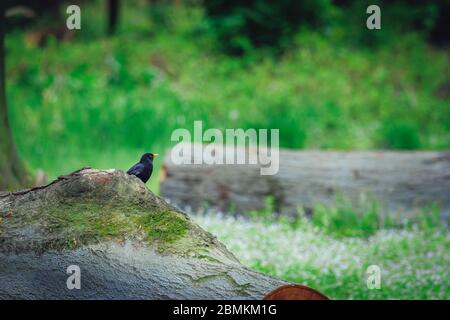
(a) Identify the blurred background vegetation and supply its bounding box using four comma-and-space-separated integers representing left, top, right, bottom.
1, 0, 449, 299
2, 0, 449, 191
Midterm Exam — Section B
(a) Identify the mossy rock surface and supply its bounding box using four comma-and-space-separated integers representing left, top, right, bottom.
0, 168, 287, 299
0, 168, 235, 260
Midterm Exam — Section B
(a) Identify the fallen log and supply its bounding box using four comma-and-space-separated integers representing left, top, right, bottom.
0, 168, 288, 299
160, 146, 450, 218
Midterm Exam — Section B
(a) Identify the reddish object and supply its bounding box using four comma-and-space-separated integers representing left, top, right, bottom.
160, 164, 167, 181
263, 284, 329, 300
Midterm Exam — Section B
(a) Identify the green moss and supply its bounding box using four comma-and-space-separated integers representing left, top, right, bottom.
44, 202, 134, 240
136, 210, 189, 243
0, 170, 218, 256
34, 200, 189, 250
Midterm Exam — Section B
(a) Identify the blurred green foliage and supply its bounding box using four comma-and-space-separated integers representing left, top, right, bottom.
330, 0, 450, 47
203, 0, 450, 53
310, 196, 444, 238
378, 119, 421, 149
245, 194, 445, 238
4, 1, 450, 186
203, 0, 333, 55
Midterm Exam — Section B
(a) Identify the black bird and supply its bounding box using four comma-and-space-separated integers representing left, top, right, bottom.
127, 153, 159, 183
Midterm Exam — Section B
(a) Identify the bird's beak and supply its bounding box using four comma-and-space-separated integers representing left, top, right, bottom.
153, 153, 159, 158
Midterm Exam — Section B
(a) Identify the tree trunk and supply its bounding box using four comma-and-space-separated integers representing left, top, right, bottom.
0, 7, 31, 191
107, 0, 119, 35
160, 144, 450, 218
0, 169, 288, 299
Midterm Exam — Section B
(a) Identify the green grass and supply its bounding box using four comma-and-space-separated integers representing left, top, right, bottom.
4, 1, 450, 186
194, 206, 449, 299
245, 194, 445, 239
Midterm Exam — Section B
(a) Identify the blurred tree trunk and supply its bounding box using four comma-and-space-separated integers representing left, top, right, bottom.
0, 6, 31, 190
107, 0, 119, 35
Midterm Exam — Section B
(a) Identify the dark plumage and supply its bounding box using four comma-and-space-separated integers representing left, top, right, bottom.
127, 153, 158, 183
